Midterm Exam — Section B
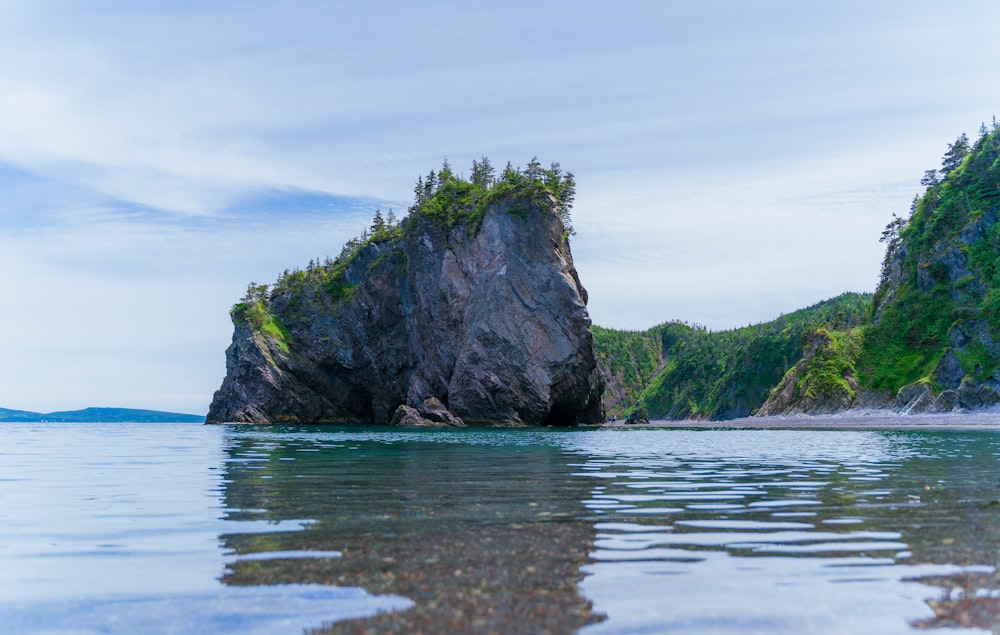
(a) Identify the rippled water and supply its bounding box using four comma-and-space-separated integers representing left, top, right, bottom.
574, 429, 1000, 634
2, 421, 999, 633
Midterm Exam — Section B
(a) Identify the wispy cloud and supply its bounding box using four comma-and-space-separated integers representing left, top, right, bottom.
2, 1, 1000, 411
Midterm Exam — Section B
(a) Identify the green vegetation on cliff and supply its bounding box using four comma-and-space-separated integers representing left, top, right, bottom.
231, 157, 577, 325
228, 156, 578, 364
859, 120, 1000, 396
756, 326, 866, 416
789, 327, 864, 404
591, 326, 663, 417
211, 156, 602, 425
596, 120, 1000, 420
595, 293, 871, 420
412, 156, 575, 235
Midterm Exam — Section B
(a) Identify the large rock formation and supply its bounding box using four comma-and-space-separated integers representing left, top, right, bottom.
756, 126, 1000, 416
755, 127, 1000, 417
860, 127, 1000, 413
207, 170, 603, 426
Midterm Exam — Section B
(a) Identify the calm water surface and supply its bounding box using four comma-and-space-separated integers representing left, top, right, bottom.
1, 421, 1000, 634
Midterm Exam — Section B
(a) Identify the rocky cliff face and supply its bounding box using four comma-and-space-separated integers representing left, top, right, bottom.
591, 127, 1000, 421
859, 127, 1000, 413
755, 128, 1000, 417
207, 183, 603, 426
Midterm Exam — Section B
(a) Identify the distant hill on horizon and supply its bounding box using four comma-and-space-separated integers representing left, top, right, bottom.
0, 407, 205, 423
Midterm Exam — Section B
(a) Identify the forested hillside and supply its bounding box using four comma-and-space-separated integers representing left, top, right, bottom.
595, 120, 1000, 420
857, 121, 1000, 411
594, 293, 870, 420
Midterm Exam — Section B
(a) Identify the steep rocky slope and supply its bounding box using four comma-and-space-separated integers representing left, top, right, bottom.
594, 123, 1000, 420
207, 161, 603, 425
755, 124, 1000, 417
858, 124, 1000, 412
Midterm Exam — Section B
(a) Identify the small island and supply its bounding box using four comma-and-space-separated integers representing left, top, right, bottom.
207, 158, 603, 426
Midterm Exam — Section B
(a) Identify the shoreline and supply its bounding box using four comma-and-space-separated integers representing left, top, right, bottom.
599, 410, 1000, 431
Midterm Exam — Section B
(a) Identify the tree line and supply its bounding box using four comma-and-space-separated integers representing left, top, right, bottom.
240, 156, 576, 307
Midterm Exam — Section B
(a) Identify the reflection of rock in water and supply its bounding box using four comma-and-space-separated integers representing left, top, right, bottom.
218, 433, 605, 634
908, 570, 1000, 631
225, 520, 600, 634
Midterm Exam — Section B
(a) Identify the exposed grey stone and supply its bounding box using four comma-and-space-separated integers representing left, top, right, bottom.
916, 262, 935, 292
950, 324, 971, 349
957, 378, 1000, 410
389, 401, 464, 427
872, 244, 906, 323
928, 390, 958, 413
415, 397, 465, 427
960, 208, 998, 245
941, 247, 970, 283
755, 365, 802, 417
933, 349, 966, 391
895, 381, 935, 414
390, 405, 425, 426
951, 319, 1000, 359
207, 194, 603, 425
986, 370, 1000, 395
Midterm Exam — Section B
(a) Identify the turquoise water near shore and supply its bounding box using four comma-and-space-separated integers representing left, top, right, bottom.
1, 422, 999, 633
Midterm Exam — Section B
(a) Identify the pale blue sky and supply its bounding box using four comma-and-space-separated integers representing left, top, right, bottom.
2, 1, 1000, 414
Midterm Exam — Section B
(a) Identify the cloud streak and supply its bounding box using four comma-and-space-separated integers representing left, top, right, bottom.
2, 1, 1000, 412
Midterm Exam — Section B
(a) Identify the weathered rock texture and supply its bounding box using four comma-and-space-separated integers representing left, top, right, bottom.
390, 398, 466, 427
758, 128, 1000, 417
756, 329, 862, 417
207, 194, 603, 426
863, 129, 1000, 414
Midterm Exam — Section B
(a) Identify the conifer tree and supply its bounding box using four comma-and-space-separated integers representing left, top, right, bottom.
439, 158, 453, 183
525, 156, 543, 182
501, 161, 519, 184
371, 208, 386, 235
941, 133, 970, 175
413, 175, 425, 205
470, 156, 495, 189
425, 170, 437, 196
560, 171, 576, 211
543, 161, 562, 192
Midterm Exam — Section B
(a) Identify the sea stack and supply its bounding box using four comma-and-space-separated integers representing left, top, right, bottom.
207, 160, 604, 425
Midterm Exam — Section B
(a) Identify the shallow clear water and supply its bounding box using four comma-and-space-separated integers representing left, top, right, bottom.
1, 422, 999, 634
